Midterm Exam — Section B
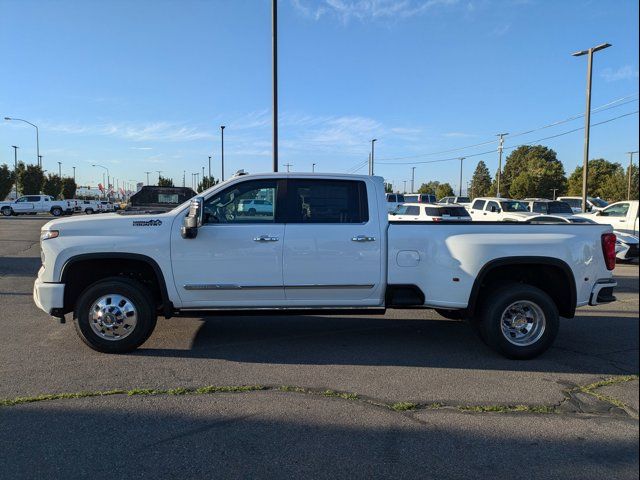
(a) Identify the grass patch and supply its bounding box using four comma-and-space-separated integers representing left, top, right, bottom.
458, 404, 555, 414
322, 389, 358, 400
0, 385, 266, 407
391, 402, 418, 411
278, 385, 307, 393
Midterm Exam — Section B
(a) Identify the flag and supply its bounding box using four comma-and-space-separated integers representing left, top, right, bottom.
98, 183, 104, 192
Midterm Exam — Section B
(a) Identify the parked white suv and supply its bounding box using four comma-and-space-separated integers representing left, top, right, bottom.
236, 199, 273, 216
468, 198, 536, 221
390, 203, 471, 222
557, 196, 608, 213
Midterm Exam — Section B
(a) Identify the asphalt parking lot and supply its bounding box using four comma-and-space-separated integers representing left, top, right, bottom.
0, 216, 638, 479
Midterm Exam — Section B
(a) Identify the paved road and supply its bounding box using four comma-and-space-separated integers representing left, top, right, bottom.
1, 216, 638, 479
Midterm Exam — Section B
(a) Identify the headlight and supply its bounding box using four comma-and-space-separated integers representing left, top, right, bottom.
40, 230, 59, 241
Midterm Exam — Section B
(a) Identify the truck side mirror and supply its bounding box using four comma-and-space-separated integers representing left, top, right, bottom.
181, 197, 204, 239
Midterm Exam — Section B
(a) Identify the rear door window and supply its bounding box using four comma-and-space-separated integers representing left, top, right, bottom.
471, 200, 485, 210
287, 179, 368, 224
548, 202, 573, 214
405, 206, 419, 216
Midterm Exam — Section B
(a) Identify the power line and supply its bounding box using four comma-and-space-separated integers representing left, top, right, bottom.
376, 110, 639, 166
376, 93, 638, 161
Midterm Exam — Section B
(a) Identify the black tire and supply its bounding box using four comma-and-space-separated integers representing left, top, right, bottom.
51, 207, 62, 217
248, 208, 256, 216
1, 207, 12, 217
435, 308, 467, 320
478, 284, 559, 360
74, 277, 157, 353
85, 208, 94, 214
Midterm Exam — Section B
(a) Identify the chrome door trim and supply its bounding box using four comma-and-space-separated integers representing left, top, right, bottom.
184, 284, 375, 291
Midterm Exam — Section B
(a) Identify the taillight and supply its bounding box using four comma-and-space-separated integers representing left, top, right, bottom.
601, 233, 616, 270
432, 217, 442, 222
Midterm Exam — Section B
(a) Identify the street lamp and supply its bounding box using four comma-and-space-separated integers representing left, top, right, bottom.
495, 133, 508, 197
411, 166, 416, 193
156, 170, 162, 185
458, 158, 466, 196
312, 163, 316, 173
627, 151, 639, 200
92, 164, 110, 199
12, 146, 18, 199
4, 117, 39, 167
144, 171, 151, 185
220, 125, 226, 181
572, 42, 611, 212
57, 161, 62, 177
369, 139, 377, 176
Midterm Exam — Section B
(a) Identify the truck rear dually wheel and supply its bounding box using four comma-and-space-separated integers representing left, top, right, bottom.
74, 277, 157, 353
479, 284, 559, 359
51, 207, 62, 216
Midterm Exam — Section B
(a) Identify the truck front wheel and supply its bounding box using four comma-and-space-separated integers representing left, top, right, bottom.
51, 207, 62, 216
478, 284, 559, 360
74, 278, 157, 353
1, 207, 12, 216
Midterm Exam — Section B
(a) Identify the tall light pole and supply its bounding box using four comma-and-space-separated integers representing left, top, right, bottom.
156, 170, 162, 185
403, 180, 407, 194
208, 155, 212, 186
38, 155, 43, 167
272, 0, 278, 172
144, 171, 151, 185
573, 42, 611, 212
220, 125, 226, 180
496, 133, 508, 197
312, 163, 316, 173
12, 146, 18, 199
5, 117, 39, 167
411, 167, 416, 193
92, 164, 110, 199
72, 166, 76, 182
458, 157, 465, 197
202, 166, 205, 188
551, 188, 559, 200
57, 161, 62, 177
627, 151, 639, 200
284, 163, 292, 173
369, 139, 377, 175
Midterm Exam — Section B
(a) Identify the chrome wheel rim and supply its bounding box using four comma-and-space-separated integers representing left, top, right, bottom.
500, 300, 546, 347
89, 294, 138, 341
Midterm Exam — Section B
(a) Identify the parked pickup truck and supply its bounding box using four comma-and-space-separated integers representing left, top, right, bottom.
1, 195, 74, 217
34, 173, 618, 359
577, 200, 639, 236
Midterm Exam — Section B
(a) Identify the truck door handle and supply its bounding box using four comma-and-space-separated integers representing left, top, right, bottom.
253, 235, 279, 242
351, 235, 376, 242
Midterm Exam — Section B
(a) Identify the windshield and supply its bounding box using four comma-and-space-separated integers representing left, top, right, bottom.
500, 201, 529, 212
568, 217, 597, 224
589, 197, 608, 208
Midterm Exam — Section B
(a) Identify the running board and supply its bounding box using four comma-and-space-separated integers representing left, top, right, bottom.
172, 307, 387, 318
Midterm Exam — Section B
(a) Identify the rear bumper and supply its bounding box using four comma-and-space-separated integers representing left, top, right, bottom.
588, 280, 617, 306
33, 277, 65, 315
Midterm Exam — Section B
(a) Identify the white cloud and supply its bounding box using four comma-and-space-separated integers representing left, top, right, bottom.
600, 65, 639, 82
443, 131, 477, 138
43, 121, 214, 142
130, 146, 153, 150
290, 0, 459, 23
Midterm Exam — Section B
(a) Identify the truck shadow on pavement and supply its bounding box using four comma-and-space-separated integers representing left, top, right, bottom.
2, 401, 638, 480
137, 313, 639, 374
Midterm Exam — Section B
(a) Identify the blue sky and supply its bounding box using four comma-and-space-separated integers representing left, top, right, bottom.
1, 0, 638, 193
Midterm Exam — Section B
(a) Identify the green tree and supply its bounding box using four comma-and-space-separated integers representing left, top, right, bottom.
435, 182, 454, 199
496, 145, 566, 199
418, 181, 439, 194
18, 164, 45, 195
42, 174, 63, 198
157, 175, 174, 187
197, 176, 219, 193
469, 161, 492, 198
0, 164, 15, 200
384, 182, 393, 193
627, 163, 639, 201
61, 177, 77, 199
566, 158, 622, 200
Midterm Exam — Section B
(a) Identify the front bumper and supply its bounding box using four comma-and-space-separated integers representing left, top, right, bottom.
33, 277, 65, 315
588, 280, 617, 306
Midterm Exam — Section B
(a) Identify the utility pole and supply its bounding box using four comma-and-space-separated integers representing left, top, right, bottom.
573, 42, 611, 212
73, 166, 76, 183
156, 170, 162, 185
403, 180, 407, 194
551, 188, 559, 200
369, 139, 377, 175
312, 163, 316, 173
57, 161, 62, 177
496, 133, 508, 197
208, 155, 212, 186
220, 125, 226, 181
144, 171, 151, 185
284, 163, 292, 173
202, 166, 205, 189
38, 155, 43, 168
411, 167, 416, 193
183, 170, 186, 188
458, 157, 465, 197
272, 0, 278, 172
12, 146, 18, 199
627, 151, 639, 200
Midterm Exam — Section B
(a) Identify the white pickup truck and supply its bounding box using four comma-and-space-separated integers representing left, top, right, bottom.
34, 173, 618, 359
577, 200, 639, 236
1, 195, 75, 217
